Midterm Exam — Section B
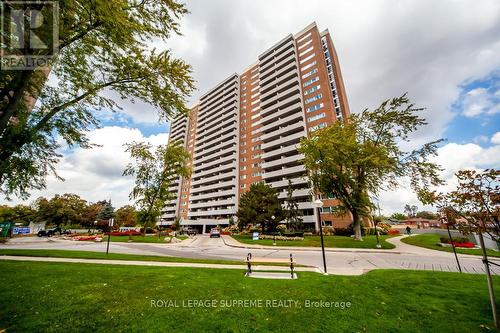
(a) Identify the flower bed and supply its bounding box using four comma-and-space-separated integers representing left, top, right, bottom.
259, 234, 304, 241
73, 235, 101, 241
388, 229, 400, 235
452, 241, 475, 248
107, 231, 142, 236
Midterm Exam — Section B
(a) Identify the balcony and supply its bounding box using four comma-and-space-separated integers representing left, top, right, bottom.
262, 165, 306, 179
189, 198, 236, 209
259, 112, 303, 134
190, 180, 235, 194
191, 170, 237, 187
261, 121, 305, 142
190, 189, 236, 201
194, 145, 236, 165
261, 131, 305, 151
188, 208, 237, 217
261, 153, 304, 169
265, 176, 309, 189
260, 83, 300, 111
193, 161, 237, 179
278, 188, 311, 199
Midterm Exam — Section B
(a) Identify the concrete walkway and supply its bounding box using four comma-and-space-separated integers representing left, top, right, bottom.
0, 255, 321, 273
222, 235, 404, 254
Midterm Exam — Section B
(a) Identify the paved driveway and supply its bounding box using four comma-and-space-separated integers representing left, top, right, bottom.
2, 235, 499, 276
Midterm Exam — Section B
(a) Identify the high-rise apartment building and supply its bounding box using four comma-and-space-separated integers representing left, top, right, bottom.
162, 22, 352, 233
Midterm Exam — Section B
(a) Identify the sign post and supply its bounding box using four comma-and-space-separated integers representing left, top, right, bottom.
106, 218, 114, 255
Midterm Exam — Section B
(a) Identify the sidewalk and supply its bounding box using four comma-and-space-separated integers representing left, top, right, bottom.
222, 235, 403, 254
0, 255, 321, 273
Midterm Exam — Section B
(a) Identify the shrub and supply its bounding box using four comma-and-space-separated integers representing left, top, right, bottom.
259, 234, 304, 241
322, 226, 335, 236
334, 226, 353, 236
303, 232, 313, 236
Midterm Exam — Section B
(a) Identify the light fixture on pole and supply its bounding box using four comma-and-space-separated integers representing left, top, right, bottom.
271, 215, 276, 245
312, 198, 327, 275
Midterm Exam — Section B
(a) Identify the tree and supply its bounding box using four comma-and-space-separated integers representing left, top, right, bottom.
81, 201, 107, 227
415, 211, 438, 220
0, 204, 35, 225
283, 179, 303, 231
115, 205, 137, 228
236, 183, 283, 233
420, 170, 499, 328
390, 212, 407, 221
404, 204, 418, 218
0, 0, 194, 199
123, 141, 190, 234
299, 94, 443, 240
34, 193, 87, 226
97, 200, 115, 220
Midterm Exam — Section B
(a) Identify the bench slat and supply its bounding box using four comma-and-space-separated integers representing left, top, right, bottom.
246, 258, 296, 263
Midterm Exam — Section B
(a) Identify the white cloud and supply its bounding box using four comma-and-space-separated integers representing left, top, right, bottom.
379, 139, 500, 215
492, 132, 500, 145
0, 126, 169, 208
462, 87, 500, 118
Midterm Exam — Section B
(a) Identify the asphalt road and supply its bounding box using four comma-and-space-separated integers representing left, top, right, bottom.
1, 235, 499, 276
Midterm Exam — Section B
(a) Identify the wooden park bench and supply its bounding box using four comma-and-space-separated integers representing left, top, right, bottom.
245, 253, 296, 279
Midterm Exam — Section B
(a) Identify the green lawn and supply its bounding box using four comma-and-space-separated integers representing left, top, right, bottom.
232, 234, 396, 249
103, 235, 188, 243
401, 234, 500, 258
0, 249, 247, 265
0, 261, 499, 332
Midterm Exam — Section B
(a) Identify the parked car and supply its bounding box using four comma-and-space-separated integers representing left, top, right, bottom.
182, 228, 197, 236
210, 228, 221, 238
37, 227, 71, 237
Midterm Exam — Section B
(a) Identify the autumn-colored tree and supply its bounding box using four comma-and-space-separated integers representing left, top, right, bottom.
115, 205, 137, 227
300, 94, 443, 240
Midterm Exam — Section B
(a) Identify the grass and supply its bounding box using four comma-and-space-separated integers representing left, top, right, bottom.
0, 249, 248, 265
232, 234, 396, 249
103, 235, 188, 244
0, 249, 302, 267
401, 234, 500, 258
0, 261, 499, 332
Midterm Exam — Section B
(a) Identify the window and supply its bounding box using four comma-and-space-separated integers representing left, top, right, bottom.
299, 53, 315, 64
304, 85, 320, 95
298, 39, 312, 50
240, 149, 246, 154
240, 184, 246, 189
241, 134, 247, 138
252, 171, 262, 177
251, 153, 261, 159
240, 175, 247, 180
296, 32, 311, 43
303, 76, 319, 87
252, 162, 262, 168
252, 144, 261, 151
251, 137, 261, 143
302, 68, 318, 80
308, 122, 327, 132
240, 166, 246, 171
306, 103, 324, 113
301, 61, 317, 72
307, 112, 326, 123
240, 157, 246, 162
298, 46, 314, 57
304, 93, 322, 104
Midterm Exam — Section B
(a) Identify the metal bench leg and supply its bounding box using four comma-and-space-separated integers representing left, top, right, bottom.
246, 253, 252, 276
290, 253, 294, 279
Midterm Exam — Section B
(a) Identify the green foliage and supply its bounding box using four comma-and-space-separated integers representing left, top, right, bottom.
236, 183, 284, 233
123, 141, 190, 231
390, 212, 407, 220
97, 200, 115, 221
283, 179, 304, 231
415, 211, 438, 220
34, 193, 88, 226
171, 217, 181, 231
0, 204, 35, 225
115, 205, 137, 227
299, 94, 443, 239
0, 0, 194, 199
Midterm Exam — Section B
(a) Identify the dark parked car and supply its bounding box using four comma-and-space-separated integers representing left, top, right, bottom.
209, 228, 221, 238
37, 228, 71, 237
182, 228, 197, 236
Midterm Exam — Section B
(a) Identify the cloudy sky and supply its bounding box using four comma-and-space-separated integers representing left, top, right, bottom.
2, 0, 500, 215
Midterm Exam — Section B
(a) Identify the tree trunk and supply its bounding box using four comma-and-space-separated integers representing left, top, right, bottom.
352, 210, 363, 241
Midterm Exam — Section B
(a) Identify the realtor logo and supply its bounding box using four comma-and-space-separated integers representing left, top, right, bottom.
1, 1, 59, 70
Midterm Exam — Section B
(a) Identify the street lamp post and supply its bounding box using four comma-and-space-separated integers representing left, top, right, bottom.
312, 199, 327, 275
271, 215, 276, 245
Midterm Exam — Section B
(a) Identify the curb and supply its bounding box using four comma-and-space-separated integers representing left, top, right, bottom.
221, 236, 403, 255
